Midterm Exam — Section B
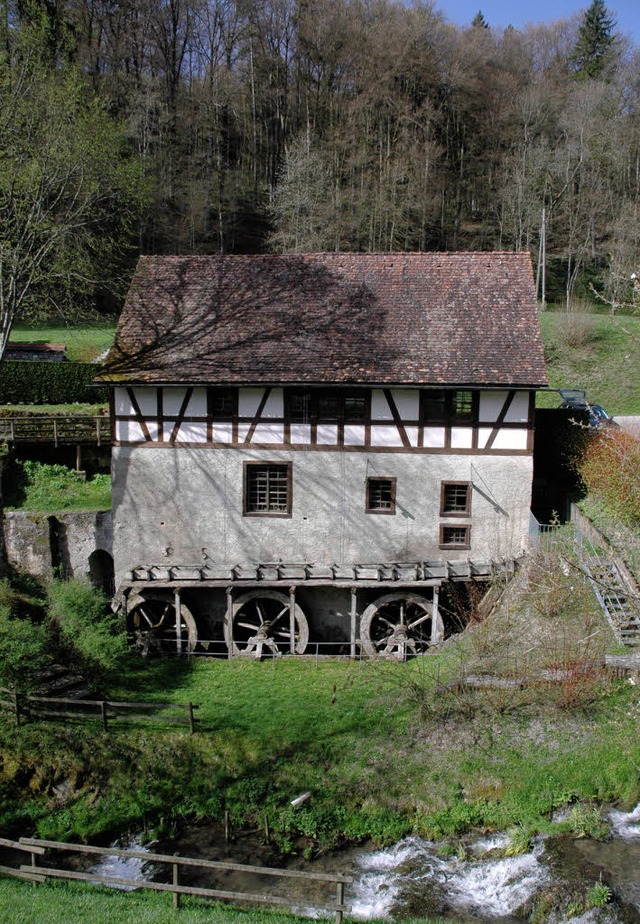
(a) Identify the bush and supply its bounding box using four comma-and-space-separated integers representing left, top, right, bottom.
0, 361, 108, 404
0, 579, 50, 690
47, 579, 127, 675
580, 430, 640, 528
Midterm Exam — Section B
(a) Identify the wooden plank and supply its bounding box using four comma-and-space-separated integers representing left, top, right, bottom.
0, 838, 45, 854
19, 839, 352, 882
20, 866, 351, 909
0, 865, 46, 882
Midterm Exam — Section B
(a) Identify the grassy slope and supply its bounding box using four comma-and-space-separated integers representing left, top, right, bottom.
9, 324, 116, 363
3, 551, 639, 849
538, 311, 640, 415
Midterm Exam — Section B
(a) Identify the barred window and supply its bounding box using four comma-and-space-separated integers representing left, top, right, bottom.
440, 482, 471, 516
366, 477, 396, 514
244, 463, 292, 516
439, 525, 470, 548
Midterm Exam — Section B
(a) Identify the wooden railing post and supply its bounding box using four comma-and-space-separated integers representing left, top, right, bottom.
187, 702, 195, 734
101, 701, 109, 733
172, 860, 180, 909
335, 880, 345, 924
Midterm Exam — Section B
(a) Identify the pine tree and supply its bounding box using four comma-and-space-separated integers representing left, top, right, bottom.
570, 0, 617, 80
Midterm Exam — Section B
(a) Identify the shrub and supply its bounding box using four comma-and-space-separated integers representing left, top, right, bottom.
0, 360, 108, 404
0, 586, 50, 690
557, 310, 601, 349
47, 579, 127, 675
580, 430, 640, 528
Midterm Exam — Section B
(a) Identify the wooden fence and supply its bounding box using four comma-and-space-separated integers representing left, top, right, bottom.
0, 415, 110, 446
0, 836, 352, 922
0, 688, 197, 733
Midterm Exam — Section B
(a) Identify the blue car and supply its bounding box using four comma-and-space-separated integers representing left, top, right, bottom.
558, 389, 619, 429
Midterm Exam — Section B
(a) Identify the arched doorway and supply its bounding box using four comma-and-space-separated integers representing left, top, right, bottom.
88, 549, 115, 597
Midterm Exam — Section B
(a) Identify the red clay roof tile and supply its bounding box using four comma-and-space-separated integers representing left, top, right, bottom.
99, 252, 548, 387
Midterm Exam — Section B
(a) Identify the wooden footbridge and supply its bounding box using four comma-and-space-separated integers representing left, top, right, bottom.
0, 415, 110, 447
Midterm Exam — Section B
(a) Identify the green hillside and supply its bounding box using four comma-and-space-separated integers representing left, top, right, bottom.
538, 312, 640, 415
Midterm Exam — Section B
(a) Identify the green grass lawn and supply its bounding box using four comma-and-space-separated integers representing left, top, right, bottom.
538, 311, 640, 415
9, 324, 116, 363
3, 461, 111, 512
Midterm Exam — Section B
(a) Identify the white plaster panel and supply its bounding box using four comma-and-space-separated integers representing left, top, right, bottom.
370, 425, 403, 447
173, 422, 208, 443
239, 388, 264, 418
451, 427, 473, 449
212, 422, 233, 443
488, 428, 529, 450
477, 427, 529, 450
114, 387, 133, 416
504, 392, 530, 423
479, 391, 505, 423
405, 426, 419, 447
371, 389, 392, 420
479, 390, 530, 423
162, 387, 207, 417
116, 419, 155, 442
260, 388, 284, 419
290, 424, 311, 444
132, 387, 157, 416
390, 389, 419, 420
316, 424, 338, 445
423, 427, 446, 448
252, 423, 284, 444
344, 425, 366, 446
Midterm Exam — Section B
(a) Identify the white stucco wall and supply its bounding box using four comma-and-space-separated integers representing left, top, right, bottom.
112, 446, 534, 583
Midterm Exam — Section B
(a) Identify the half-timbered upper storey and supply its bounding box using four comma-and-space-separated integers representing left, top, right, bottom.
99, 251, 547, 454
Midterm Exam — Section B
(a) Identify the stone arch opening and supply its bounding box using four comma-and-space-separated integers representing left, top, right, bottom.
88, 549, 115, 597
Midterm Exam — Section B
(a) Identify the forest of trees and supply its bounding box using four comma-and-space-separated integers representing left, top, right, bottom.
3, 0, 640, 313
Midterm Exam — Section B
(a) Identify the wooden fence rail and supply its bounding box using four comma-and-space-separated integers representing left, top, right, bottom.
0, 837, 352, 922
0, 688, 197, 733
0, 415, 110, 446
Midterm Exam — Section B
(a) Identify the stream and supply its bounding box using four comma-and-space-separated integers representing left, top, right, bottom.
85, 803, 640, 922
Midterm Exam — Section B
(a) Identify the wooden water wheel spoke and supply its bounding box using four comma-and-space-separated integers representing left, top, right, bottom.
360, 593, 444, 659
127, 593, 198, 655
225, 590, 309, 658
407, 612, 432, 631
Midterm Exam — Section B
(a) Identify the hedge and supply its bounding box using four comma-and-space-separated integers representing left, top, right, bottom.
0, 361, 108, 405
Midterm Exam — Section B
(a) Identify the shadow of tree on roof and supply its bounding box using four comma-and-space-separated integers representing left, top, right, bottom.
100, 255, 395, 383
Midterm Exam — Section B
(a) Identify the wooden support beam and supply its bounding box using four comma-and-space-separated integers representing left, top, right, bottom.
289, 586, 296, 655
174, 588, 182, 655
350, 587, 357, 659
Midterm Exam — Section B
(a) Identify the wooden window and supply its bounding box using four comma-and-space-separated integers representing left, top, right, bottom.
366, 477, 396, 514
452, 390, 474, 421
244, 462, 292, 516
317, 393, 342, 422
439, 524, 470, 549
440, 482, 471, 516
211, 388, 237, 419
288, 391, 311, 423
422, 389, 446, 423
344, 393, 367, 421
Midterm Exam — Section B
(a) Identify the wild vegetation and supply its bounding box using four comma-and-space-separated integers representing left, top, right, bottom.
3, 460, 111, 512
2, 0, 640, 350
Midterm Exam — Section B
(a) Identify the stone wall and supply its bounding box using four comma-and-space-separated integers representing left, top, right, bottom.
2, 509, 113, 583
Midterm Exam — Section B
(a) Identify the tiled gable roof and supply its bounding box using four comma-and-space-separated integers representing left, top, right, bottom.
98, 252, 548, 387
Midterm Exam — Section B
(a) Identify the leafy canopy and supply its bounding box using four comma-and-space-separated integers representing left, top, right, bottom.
0, 16, 148, 359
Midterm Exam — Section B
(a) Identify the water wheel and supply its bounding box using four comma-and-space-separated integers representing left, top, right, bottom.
225, 590, 309, 658
360, 593, 443, 659
127, 591, 198, 655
